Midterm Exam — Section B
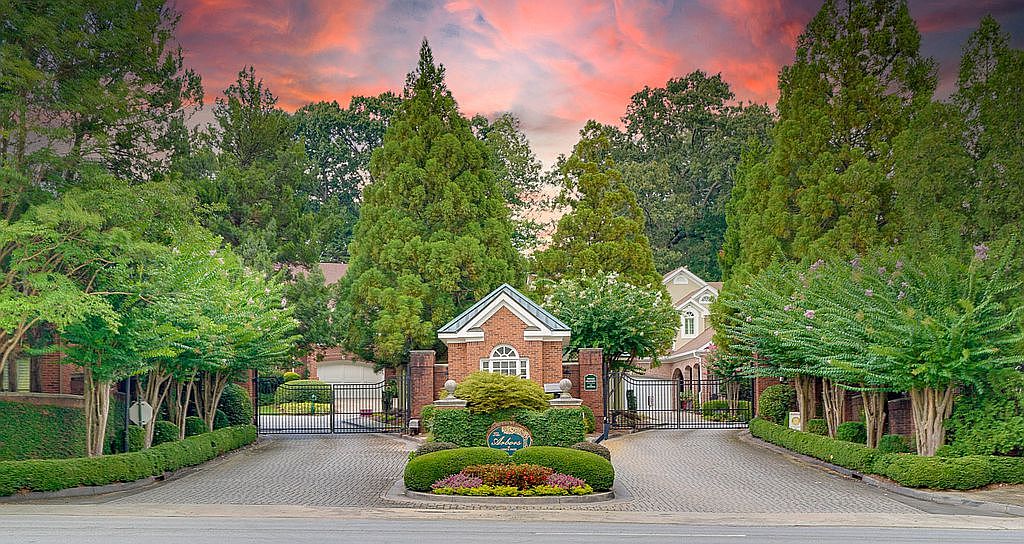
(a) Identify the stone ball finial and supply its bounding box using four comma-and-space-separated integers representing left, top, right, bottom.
559, 378, 573, 398
443, 379, 457, 399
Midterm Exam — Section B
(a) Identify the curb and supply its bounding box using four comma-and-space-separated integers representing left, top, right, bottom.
0, 438, 268, 504
739, 431, 1024, 517
402, 488, 616, 505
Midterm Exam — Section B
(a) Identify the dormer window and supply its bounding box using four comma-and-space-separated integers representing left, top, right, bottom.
481, 344, 529, 378
698, 294, 713, 304
683, 311, 696, 336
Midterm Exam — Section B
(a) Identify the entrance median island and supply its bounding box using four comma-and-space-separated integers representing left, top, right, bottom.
400, 373, 615, 503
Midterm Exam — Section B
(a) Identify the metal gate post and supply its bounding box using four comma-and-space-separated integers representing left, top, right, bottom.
330, 383, 336, 433
252, 369, 259, 432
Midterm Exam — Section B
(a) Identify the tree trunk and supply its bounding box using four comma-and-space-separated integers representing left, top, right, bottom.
140, 366, 173, 448
910, 386, 955, 456
724, 380, 740, 410
195, 371, 230, 432
862, 390, 887, 449
821, 379, 846, 438
84, 370, 111, 457
171, 375, 196, 440
792, 374, 816, 432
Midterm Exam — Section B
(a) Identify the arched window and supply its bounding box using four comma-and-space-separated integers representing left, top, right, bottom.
481, 344, 528, 378
683, 311, 696, 336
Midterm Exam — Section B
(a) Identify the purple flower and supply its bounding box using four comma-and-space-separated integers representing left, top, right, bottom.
546, 472, 586, 490
865, 289, 874, 297
974, 243, 989, 261
895, 260, 904, 270
804, 310, 815, 319
850, 256, 861, 270
432, 473, 484, 490
877, 267, 886, 275
809, 259, 824, 272
784, 305, 794, 312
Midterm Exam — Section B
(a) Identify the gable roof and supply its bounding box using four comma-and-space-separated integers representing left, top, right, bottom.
437, 284, 570, 343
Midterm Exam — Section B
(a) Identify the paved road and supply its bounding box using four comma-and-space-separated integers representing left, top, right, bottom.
81, 429, 980, 515
5, 515, 1023, 544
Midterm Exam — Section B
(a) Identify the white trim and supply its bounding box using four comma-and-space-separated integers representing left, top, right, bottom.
662, 267, 709, 289
674, 285, 719, 311
438, 292, 570, 344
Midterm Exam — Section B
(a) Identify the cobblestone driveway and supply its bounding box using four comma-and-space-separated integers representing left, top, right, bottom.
107, 434, 411, 507
104, 430, 931, 513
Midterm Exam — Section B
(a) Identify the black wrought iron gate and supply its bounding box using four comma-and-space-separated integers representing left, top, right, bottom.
606, 371, 754, 430
254, 374, 410, 434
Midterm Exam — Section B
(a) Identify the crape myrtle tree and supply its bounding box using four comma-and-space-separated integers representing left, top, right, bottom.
532, 121, 662, 290
341, 40, 522, 367
546, 273, 677, 373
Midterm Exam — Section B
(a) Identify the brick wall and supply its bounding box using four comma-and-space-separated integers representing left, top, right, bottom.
887, 397, 915, 436
445, 306, 564, 388
409, 350, 436, 419
578, 348, 604, 429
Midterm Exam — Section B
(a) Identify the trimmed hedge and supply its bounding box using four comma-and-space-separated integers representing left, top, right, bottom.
184, 416, 206, 437
403, 447, 510, 492
701, 400, 752, 422
432, 407, 586, 448
836, 421, 866, 444
0, 425, 257, 496
510, 446, 614, 491
218, 384, 254, 426
751, 418, 1024, 490
877, 434, 912, 454
0, 401, 86, 460
274, 380, 332, 404
571, 441, 611, 461
757, 385, 795, 425
213, 410, 230, 430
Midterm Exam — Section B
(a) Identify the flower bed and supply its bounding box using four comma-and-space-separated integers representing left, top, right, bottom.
430, 463, 593, 496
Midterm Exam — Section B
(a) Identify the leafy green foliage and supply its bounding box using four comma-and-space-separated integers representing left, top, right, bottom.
571, 442, 611, 461
874, 454, 993, 490
213, 410, 230, 430
431, 408, 587, 448
533, 121, 661, 289
945, 370, 1024, 456
152, 421, 180, 447
806, 419, 829, 436
877, 435, 913, 454
700, 400, 752, 422
750, 418, 880, 473
341, 40, 522, 366
546, 273, 677, 371
183, 417, 206, 438
403, 447, 511, 492
453, 371, 549, 413
413, 442, 459, 458
510, 447, 615, 491
757, 385, 796, 425
274, 380, 332, 404
217, 384, 254, 427
282, 372, 301, 382
0, 426, 256, 497
0, 401, 86, 460
836, 422, 867, 444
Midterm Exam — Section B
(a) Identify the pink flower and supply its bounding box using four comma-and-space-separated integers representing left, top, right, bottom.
974, 243, 989, 261
546, 472, 586, 490
804, 310, 815, 319
865, 289, 874, 297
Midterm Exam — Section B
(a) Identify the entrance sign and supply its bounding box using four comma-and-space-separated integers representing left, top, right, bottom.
128, 401, 154, 426
583, 374, 598, 391
486, 421, 533, 454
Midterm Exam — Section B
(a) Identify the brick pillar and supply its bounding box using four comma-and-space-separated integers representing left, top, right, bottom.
409, 350, 436, 419
578, 348, 604, 431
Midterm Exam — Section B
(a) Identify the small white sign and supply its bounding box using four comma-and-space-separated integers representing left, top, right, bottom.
788, 411, 802, 430
543, 383, 562, 394
128, 401, 154, 426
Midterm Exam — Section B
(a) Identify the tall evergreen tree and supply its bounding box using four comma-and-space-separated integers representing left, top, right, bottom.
533, 121, 661, 289
721, 0, 936, 282
340, 40, 523, 366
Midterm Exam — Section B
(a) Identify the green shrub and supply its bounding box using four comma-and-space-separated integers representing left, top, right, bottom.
274, 379, 332, 404
0, 400, 86, 460
750, 418, 877, 472
987, 457, 1024, 485
218, 384, 254, 426
873, 454, 992, 490
701, 400, 752, 422
403, 447, 510, 492
213, 410, 230, 430
184, 416, 206, 437
0, 425, 256, 496
581, 405, 596, 434
454, 372, 549, 413
419, 405, 436, 433
414, 442, 459, 458
877, 434, 912, 454
836, 421, 867, 444
282, 371, 301, 382
432, 408, 586, 447
510, 446, 614, 491
757, 385, 795, 425
118, 425, 145, 452
152, 421, 180, 446
571, 441, 610, 461
269, 402, 331, 415
626, 389, 637, 411
806, 419, 828, 436
945, 369, 1024, 456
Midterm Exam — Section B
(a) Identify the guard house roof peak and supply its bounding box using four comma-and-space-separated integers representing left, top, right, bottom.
437, 283, 570, 344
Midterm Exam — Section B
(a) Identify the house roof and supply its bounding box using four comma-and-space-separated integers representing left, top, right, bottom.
286, 263, 349, 285
437, 283, 570, 335
663, 328, 715, 361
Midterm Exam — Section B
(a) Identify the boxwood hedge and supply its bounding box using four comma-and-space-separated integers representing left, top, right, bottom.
750, 417, 1024, 490
432, 408, 586, 448
510, 446, 614, 491
0, 425, 256, 497
403, 447, 510, 491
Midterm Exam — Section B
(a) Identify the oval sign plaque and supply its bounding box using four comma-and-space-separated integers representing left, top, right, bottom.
486, 421, 533, 454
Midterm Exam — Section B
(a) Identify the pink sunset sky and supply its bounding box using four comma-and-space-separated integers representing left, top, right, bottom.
174, 0, 1024, 166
